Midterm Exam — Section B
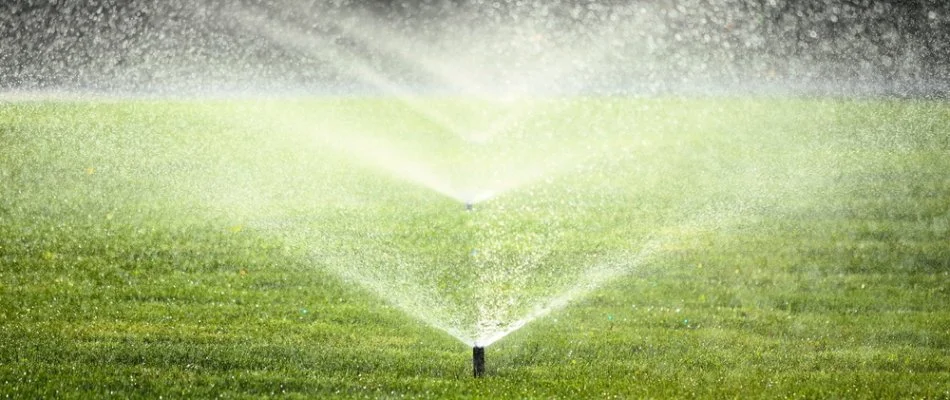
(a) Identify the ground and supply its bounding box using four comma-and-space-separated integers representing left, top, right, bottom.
1, 97, 948, 398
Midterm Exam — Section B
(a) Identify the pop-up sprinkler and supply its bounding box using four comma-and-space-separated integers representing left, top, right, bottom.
473, 346, 485, 377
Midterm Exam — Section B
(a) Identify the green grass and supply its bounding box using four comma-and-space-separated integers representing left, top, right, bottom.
1, 96, 949, 398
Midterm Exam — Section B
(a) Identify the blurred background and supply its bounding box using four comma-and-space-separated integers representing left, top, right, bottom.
2, 0, 948, 96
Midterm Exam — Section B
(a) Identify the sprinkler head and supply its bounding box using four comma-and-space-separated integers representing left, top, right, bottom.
465, 202, 473, 211
473, 346, 485, 378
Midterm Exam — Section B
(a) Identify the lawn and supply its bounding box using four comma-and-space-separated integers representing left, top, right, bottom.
1, 96, 948, 398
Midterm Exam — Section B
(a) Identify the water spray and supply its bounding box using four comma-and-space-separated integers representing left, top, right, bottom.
473, 346, 485, 378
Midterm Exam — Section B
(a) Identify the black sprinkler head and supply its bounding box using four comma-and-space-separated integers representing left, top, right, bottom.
465, 202, 473, 211
473, 346, 485, 378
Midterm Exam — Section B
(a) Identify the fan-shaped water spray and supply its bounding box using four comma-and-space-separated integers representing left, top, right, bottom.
3, 0, 947, 382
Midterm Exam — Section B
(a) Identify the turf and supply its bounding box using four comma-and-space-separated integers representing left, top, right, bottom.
1, 97, 948, 398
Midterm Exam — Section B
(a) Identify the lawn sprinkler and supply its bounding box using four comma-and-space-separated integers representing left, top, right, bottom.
473, 346, 485, 377
465, 202, 473, 211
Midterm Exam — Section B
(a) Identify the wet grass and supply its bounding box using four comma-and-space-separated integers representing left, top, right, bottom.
1, 97, 949, 398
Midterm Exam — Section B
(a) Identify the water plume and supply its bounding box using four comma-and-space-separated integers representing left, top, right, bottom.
4, 0, 945, 354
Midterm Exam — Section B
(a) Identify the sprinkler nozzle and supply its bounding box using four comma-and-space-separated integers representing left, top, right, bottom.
473, 346, 485, 378
465, 202, 473, 211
